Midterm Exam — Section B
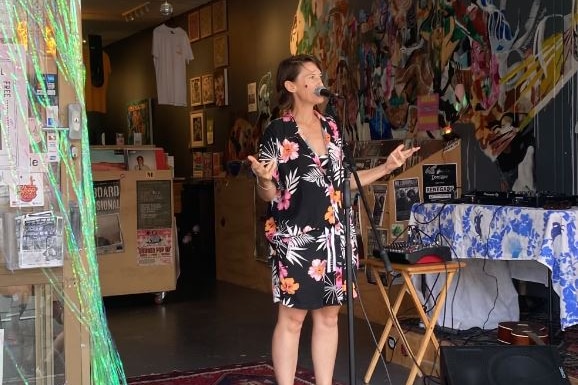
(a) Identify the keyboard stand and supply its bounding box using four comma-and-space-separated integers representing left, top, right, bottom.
363, 259, 464, 385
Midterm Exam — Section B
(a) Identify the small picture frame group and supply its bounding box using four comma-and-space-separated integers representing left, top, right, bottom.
190, 112, 204, 148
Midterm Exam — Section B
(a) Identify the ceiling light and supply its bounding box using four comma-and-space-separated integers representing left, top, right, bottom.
160, 1, 173, 16
121, 1, 151, 22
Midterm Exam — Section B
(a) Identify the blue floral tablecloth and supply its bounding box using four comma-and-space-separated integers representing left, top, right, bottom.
410, 203, 578, 330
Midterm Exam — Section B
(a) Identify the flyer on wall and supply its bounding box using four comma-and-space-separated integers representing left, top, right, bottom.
422, 163, 457, 202
393, 178, 420, 222
93, 180, 124, 255
14, 211, 63, 269
136, 228, 173, 266
135, 180, 173, 265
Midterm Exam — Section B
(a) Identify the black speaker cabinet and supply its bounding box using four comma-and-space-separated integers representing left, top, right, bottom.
440, 345, 571, 385
87, 34, 104, 87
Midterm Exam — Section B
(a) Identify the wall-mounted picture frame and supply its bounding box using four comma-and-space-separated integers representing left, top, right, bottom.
212, 0, 227, 34
206, 117, 214, 145
247, 82, 257, 112
188, 11, 200, 42
213, 34, 228, 68
199, 5, 212, 39
190, 112, 204, 148
214, 67, 228, 106
190, 77, 202, 107
127, 98, 153, 145
201, 74, 215, 105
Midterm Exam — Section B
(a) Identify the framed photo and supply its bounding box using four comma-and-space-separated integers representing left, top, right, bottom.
127, 98, 153, 145
206, 117, 214, 145
188, 11, 200, 42
199, 5, 212, 39
189, 112, 204, 148
201, 74, 215, 105
247, 82, 257, 112
212, 0, 227, 33
213, 34, 228, 68
190, 77, 202, 107
214, 67, 228, 106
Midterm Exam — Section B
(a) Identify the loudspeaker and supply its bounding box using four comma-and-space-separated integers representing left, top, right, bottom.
440, 345, 570, 385
88, 34, 104, 87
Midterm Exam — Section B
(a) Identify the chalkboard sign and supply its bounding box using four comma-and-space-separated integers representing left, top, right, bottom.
136, 180, 172, 229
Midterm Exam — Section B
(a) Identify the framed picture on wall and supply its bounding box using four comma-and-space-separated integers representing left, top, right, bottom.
188, 11, 200, 42
201, 74, 215, 105
199, 5, 212, 39
214, 67, 228, 106
190, 77, 202, 107
213, 34, 228, 68
212, 0, 227, 34
247, 82, 257, 112
190, 112, 204, 148
206, 117, 214, 145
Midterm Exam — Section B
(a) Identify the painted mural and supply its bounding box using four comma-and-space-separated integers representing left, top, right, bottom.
290, 0, 578, 189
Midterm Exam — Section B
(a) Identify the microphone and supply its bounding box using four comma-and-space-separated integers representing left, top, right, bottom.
314, 86, 343, 99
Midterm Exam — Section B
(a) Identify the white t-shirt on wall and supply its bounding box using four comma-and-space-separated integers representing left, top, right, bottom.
152, 24, 194, 106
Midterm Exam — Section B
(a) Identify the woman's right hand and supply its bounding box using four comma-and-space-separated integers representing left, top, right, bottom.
247, 155, 277, 184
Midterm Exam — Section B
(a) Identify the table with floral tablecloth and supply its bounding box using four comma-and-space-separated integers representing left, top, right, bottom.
410, 203, 578, 330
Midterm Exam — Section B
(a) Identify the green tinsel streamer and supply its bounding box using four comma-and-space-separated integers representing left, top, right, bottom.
0, 0, 127, 384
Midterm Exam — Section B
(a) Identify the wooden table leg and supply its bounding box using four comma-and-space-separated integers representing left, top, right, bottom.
403, 270, 457, 385
363, 267, 408, 384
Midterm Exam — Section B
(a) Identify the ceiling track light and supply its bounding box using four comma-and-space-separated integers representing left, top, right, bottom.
121, 1, 151, 22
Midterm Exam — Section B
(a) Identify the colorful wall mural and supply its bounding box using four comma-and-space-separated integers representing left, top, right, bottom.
290, 0, 578, 190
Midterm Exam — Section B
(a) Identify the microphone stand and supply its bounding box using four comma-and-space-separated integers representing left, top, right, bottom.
331, 95, 393, 385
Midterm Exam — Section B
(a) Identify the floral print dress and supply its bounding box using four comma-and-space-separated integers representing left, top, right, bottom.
258, 111, 358, 310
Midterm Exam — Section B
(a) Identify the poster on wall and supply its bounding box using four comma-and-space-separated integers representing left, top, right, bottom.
371, 184, 387, 226
247, 82, 257, 112
416, 93, 439, 131
393, 178, 420, 222
136, 228, 173, 266
9, 172, 44, 207
14, 211, 64, 269
93, 180, 124, 255
0, 44, 26, 170
366, 227, 388, 258
136, 180, 173, 265
126, 98, 153, 145
422, 164, 457, 203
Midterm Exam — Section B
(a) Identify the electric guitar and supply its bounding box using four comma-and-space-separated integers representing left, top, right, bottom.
497, 321, 549, 346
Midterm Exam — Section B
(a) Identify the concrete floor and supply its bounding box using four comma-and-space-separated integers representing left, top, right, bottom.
104, 280, 413, 385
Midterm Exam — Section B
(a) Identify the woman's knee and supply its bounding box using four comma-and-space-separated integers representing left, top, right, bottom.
312, 306, 340, 328
277, 305, 307, 333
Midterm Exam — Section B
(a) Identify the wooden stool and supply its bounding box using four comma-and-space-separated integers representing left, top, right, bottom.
363, 259, 464, 385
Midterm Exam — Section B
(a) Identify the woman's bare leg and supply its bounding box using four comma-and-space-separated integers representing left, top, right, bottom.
272, 304, 308, 385
311, 305, 340, 385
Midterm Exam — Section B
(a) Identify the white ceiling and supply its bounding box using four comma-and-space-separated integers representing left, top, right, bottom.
81, 0, 211, 46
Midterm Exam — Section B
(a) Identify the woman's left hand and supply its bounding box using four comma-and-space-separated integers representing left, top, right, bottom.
384, 144, 420, 174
